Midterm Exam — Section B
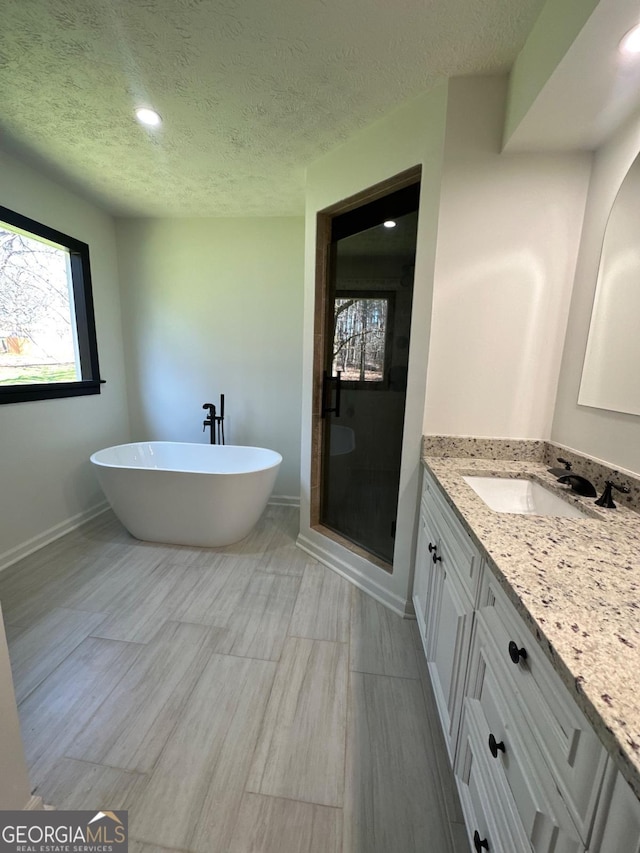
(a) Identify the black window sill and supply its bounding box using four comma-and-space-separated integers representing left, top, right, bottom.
0, 380, 104, 405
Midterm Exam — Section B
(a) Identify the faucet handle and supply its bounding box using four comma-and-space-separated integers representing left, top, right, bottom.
557, 457, 572, 471
595, 479, 630, 509
610, 479, 631, 494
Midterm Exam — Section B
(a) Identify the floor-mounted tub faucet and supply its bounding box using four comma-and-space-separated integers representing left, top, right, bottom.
202, 396, 225, 444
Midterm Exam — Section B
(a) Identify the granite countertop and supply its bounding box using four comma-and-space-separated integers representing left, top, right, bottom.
421, 445, 640, 799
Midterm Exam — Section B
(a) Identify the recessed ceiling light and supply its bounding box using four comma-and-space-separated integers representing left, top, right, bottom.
619, 24, 640, 55
383, 220, 397, 228
135, 107, 162, 127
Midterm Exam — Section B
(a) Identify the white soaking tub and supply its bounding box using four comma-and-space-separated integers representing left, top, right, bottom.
90, 441, 282, 547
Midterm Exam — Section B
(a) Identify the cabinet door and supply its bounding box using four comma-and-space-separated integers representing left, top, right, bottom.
426, 558, 474, 762
589, 767, 640, 853
412, 511, 431, 649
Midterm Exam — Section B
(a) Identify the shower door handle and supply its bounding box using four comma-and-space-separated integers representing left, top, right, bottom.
322, 370, 342, 418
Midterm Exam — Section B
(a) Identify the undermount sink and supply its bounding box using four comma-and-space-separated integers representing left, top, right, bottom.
462, 476, 591, 519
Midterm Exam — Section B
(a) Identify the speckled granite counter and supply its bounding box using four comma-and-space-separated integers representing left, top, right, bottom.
421, 438, 640, 799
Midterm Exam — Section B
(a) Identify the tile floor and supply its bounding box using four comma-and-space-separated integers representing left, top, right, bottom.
0, 506, 468, 852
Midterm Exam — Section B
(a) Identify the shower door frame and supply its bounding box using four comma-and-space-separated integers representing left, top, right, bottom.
309, 165, 422, 572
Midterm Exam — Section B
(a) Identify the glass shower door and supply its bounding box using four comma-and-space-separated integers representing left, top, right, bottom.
319, 191, 419, 565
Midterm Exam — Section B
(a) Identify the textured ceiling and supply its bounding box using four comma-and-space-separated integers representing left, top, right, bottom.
0, 0, 545, 217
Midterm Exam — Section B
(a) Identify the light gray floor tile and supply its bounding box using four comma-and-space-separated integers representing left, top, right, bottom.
7, 502, 467, 852
3, 620, 28, 644
34, 756, 146, 810
1, 553, 119, 627
129, 842, 188, 853
247, 637, 348, 807
227, 792, 342, 853
63, 550, 168, 613
66, 622, 213, 773
9, 607, 108, 703
261, 547, 309, 577
171, 555, 256, 626
415, 647, 466, 825
451, 821, 472, 852
411, 617, 424, 651
259, 508, 308, 577
215, 571, 300, 660
288, 562, 351, 642
350, 589, 418, 679
90, 563, 200, 643
19, 636, 142, 786
343, 672, 452, 853
127, 654, 276, 853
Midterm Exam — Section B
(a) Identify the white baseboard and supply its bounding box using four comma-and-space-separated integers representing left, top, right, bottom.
0, 502, 109, 575
268, 495, 300, 507
296, 532, 412, 618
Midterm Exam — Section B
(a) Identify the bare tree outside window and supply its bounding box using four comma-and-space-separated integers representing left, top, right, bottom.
332, 297, 389, 382
0, 226, 79, 385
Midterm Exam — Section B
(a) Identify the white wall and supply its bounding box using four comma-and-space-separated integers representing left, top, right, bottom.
0, 149, 130, 568
504, 0, 599, 146
115, 217, 304, 499
424, 76, 591, 439
552, 109, 640, 475
298, 86, 448, 615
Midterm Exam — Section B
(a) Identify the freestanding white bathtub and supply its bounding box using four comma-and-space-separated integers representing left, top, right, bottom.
90, 441, 282, 547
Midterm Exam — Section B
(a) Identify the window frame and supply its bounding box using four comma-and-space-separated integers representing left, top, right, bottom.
331, 289, 395, 390
0, 204, 102, 405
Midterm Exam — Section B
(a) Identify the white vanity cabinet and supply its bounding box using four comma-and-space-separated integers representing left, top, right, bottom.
459, 612, 587, 852
476, 569, 607, 845
413, 466, 482, 761
589, 767, 640, 853
412, 464, 640, 853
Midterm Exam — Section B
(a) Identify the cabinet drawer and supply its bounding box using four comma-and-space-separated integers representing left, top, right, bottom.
456, 700, 535, 853
467, 621, 583, 852
478, 569, 606, 841
422, 465, 482, 602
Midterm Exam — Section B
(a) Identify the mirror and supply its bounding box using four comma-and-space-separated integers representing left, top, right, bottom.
579, 153, 640, 415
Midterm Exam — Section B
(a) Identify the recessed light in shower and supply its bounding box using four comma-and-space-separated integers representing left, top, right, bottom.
619, 23, 640, 55
383, 220, 397, 228
135, 107, 162, 127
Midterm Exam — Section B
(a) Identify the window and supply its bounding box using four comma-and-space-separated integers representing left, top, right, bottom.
332, 293, 392, 385
0, 205, 101, 404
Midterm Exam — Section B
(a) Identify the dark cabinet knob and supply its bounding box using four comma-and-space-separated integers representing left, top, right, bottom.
428, 542, 442, 563
488, 733, 506, 758
474, 830, 489, 851
508, 640, 527, 665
